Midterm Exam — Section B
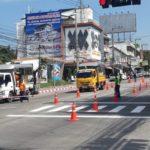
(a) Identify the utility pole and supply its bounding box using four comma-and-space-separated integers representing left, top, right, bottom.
80, 0, 83, 23
75, 9, 79, 72
111, 29, 114, 74
38, 44, 41, 90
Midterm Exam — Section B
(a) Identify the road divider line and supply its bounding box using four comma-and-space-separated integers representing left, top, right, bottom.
7, 114, 150, 119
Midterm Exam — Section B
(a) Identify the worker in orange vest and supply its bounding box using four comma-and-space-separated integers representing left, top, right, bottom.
19, 79, 28, 102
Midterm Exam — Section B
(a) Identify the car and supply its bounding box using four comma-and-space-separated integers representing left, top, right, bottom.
109, 74, 116, 81
121, 74, 127, 80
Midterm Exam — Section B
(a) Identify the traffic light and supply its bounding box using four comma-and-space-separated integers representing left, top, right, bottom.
99, 0, 110, 8
99, 0, 141, 8
111, 0, 131, 7
132, 0, 141, 5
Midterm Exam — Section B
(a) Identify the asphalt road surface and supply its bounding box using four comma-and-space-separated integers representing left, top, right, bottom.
0, 78, 150, 150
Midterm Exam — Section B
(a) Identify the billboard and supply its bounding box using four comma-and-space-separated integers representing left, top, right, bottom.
65, 26, 102, 61
100, 13, 136, 33
26, 11, 62, 57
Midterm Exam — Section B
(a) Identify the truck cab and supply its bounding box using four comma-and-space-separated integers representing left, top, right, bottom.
0, 64, 33, 102
76, 68, 106, 91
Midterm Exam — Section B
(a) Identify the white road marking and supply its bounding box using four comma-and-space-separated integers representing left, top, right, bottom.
47, 105, 70, 112
109, 106, 126, 113
67, 105, 88, 112
131, 106, 146, 113
7, 114, 150, 119
86, 105, 107, 112
30, 105, 54, 112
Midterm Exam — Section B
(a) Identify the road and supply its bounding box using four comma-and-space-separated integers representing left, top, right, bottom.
0, 78, 150, 150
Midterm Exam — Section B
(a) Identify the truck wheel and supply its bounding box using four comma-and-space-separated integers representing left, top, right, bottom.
7, 92, 13, 103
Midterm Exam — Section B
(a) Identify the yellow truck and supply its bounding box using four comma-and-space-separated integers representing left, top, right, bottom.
76, 68, 106, 91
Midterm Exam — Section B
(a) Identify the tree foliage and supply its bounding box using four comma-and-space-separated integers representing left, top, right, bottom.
0, 46, 16, 64
143, 51, 150, 68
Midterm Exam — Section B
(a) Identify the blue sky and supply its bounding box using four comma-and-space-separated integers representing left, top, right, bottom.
0, 0, 149, 49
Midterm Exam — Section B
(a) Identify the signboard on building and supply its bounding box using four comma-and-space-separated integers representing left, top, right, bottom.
142, 60, 148, 66
26, 11, 62, 57
65, 26, 102, 61
100, 13, 136, 33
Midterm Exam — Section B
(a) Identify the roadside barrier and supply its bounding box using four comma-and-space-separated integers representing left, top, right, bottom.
69, 102, 79, 122
39, 85, 76, 95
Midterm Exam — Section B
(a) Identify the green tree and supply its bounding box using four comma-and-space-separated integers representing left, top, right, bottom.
0, 46, 16, 64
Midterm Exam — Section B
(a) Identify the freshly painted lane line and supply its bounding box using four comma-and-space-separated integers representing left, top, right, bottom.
47, 105, 70, 112
109, 106, 126, 113
30, 105, 54, 112
131, 106, 146, 113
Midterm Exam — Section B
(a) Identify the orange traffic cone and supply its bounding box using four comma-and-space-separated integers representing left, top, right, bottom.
92, 96, 98, 112
128, 76, 131, 83
132, 84, 137, 96
142, 76, 145, 84
53, 92, 59, 104
113, 93, 118, 103
70, 102, 79, 122
105, 83, 109, 90
76, 88, 80, 97
139, 83, 142, 92
93, 87, 97, 94
111, 82, 114, 88
145, 82, 148, 89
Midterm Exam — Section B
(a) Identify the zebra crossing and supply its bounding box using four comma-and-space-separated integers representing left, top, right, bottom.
29, 103, 149, 115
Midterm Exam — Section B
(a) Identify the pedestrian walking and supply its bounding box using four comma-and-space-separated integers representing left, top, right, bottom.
19, 79, 29, 102
114, 75, 121, 98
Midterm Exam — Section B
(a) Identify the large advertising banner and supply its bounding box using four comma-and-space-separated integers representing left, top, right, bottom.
26, 11, 62, 57
65, 26, 101, 61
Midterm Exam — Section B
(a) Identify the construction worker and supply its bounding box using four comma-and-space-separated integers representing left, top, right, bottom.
114, 75, 121, 98
19, 79, 28, 102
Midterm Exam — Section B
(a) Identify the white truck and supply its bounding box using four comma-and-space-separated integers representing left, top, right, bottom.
0, 64, 34, 103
